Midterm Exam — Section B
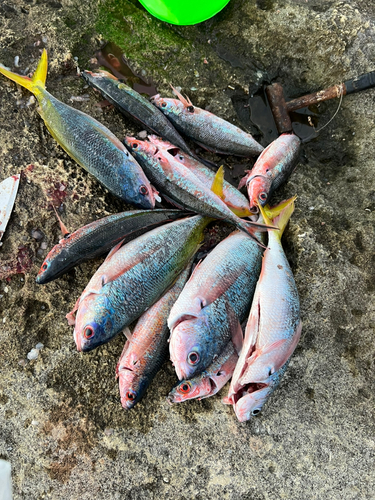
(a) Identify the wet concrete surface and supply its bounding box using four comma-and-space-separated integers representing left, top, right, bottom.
0, 0, 374, 498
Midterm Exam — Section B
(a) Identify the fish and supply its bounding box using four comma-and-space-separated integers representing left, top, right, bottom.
116, 264, 192, 410
69, 215, 211, 352
168, 229, 263, 380
229, 360, 290, 422
124, 137, 273, 245
238, 133, 301, 210
36, 209, 188, 284
167, 342, 238, 404
227, 197, 302, 420
147, 135, 252, 217
0, 50, 155, 208
151, 87, 264, 157
0, 174, 20, 242
81, 70, 200, 160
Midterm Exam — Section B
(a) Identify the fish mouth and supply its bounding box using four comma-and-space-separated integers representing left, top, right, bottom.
232, 382, 268, 405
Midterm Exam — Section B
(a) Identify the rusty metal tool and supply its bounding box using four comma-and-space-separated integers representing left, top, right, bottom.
265, 71, 375, 134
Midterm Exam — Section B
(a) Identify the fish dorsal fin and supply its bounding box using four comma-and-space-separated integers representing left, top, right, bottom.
211, 165, 225, 199
104, 238, 126, 263
170, 84, 193, 109
52, 205, 70, 237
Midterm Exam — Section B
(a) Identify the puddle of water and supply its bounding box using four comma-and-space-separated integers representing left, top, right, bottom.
95, 41, 158, 96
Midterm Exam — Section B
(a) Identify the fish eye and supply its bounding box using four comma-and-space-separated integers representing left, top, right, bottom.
161, 102, 167, 108
187, 351, 200, 365
178, 156, 184, 161
83, 326, 95, 340
139, 185, 148, 196
132, 143, 138, 149
259, 192, 267, 202
251, 408, 261, 416
125, 391, 136, 400
42, 263, 47, 270
178, 382, 191, 394
187, 106, 194, 113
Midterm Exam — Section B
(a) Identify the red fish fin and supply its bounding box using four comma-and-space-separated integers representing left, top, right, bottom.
222, 396, 233, 405
238, 171, 251, 190
170, 84, 193, 108
223, 200, 252, 217
52, 205, 70, 237
104, 238, 126, 263
65, 295, 82, 326
122, 326, 132, 341
224, 299, 243, 355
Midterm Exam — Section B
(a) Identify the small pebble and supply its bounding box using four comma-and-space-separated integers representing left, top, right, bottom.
26, 96, 35, 107
27, 393, 31, 399
138, 130, 148, 139
163, 477, 170, 483
42, 35, 48, 44
27, 348, 39, 360
18, 359, 27, 367
31, 420, 39, 426
36, 343, 44, 350
14, 56, 20, 67
104, 428, 114, 436
40, 242, 48, 250
4, 286, 8, 293
2, 318, 6, 324
31, 228, 44, 241
74, 56, 78, 61
309, 206, 314, 210
190, 87, 197, 91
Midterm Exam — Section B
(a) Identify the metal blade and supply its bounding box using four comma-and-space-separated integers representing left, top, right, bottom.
0, 174, 20, 243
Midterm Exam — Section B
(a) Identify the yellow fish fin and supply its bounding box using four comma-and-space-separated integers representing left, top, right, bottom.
0, 49, 47, 97
211, 165, 225, 199
259, 196, 297, 238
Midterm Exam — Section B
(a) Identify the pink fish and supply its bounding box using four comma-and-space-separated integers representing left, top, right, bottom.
227, 197, 302, 421
238, 133, 301, 210
167, 342, 238, 404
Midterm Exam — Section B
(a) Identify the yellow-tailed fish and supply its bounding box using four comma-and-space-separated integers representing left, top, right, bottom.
227, 197, 302, 421
0, 51, 155, 208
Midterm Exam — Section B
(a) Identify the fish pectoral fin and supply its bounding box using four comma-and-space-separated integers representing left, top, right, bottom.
224, 299, 243, 356
65, 311, 76, 326
161, 193, 186, 210
238, 171, 251, 190
222, 395, 233, 405
122, 326, 132, 341
151, 185, 161, 203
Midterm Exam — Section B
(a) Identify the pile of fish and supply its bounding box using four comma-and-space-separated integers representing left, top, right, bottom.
0, 50, 303, 421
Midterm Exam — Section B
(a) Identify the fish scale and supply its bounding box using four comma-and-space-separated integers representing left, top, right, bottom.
169, 230, 263, 380
0, 50, 154, 208
117, 265, 191, 409
152, 91, 264, 157
72, 215, 209, 351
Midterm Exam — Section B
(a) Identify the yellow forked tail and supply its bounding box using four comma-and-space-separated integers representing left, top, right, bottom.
0, 49, 47, 97
259, 196, 296, 238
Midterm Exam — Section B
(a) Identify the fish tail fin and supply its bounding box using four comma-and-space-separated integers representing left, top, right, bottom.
211, 165, 225, 199
0, 49, 47, 96
259, 196, 296, 238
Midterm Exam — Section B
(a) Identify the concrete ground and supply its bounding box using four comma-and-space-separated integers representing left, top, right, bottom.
0, 0, 374, 498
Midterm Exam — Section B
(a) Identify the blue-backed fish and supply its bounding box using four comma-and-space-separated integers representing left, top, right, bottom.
36, 209, 187, 284
68, 215, 211, 352
151, 87, 263, 157
0, 50, 155, 207
116, 264, 192, 410
168, 229, 263, 380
